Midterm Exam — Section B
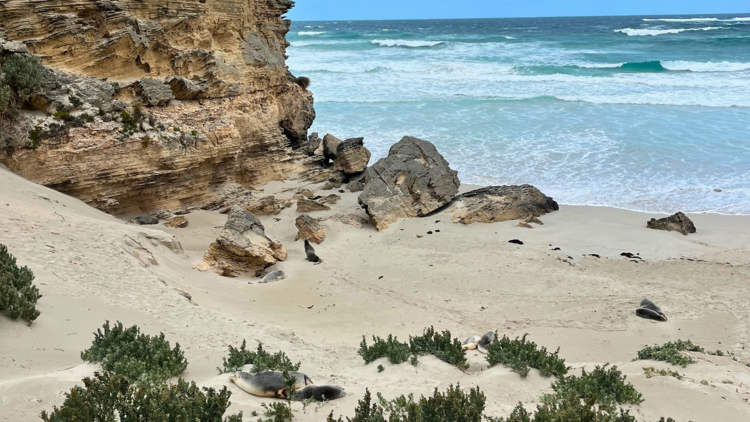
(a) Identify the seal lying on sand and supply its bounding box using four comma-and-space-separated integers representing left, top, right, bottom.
292, 385, 346, 401
477, 331, 495, 354
462, 335, 481, 350
230, 371, 313, 398
636, 299, 667, 322
261, 271, 286, 283
305, 239, 322, 263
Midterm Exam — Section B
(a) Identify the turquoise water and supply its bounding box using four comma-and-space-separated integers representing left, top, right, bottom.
287, 15, 750, 214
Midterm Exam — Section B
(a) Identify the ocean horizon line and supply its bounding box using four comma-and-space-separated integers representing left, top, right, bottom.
292, 12, 750, 23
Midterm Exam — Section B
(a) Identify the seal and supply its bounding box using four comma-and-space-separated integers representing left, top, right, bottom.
477, 331, 495, 354
261, 271, 286, 283
636, 298, 667, 322
461, 335, 481, 350
230, 371, 313, 398
292, 385, 346, 401
305, 239, 322, 263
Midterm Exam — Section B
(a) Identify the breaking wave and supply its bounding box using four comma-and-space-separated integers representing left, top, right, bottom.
615, 27, 723, 36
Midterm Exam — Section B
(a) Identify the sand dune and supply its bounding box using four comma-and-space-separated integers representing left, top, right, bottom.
1, 166, 749, 421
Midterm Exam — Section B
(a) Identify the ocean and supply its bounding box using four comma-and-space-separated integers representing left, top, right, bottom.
287, 14, 750, 215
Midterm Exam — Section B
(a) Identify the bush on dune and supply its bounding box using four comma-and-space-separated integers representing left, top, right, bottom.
40, 371, 243, 422
80, 320, 188, 383
358, 327, 467, 369
635, 340, 704, 367
0, 243, 42, 324
218, 340, 300, 374
327, 385, 485, 422
485, 334, 568, 378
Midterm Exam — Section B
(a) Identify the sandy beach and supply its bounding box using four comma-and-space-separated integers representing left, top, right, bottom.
1, 165, 749, 421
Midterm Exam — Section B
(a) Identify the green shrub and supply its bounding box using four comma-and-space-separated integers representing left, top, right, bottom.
0, 84, 11, 113
192, 130, 198, 136
258, 401, 294, 422
549, 365, 643, 407
296, 77, 311, 90
643, 367, 682, 380
327, 385, 485, 422
40, 371, 243, 422
53, 110, 73, 121
359, 334, 412, 365
377, 364, 385, 373
1, 55, 46, 102
408, 327, 468, 369
28, 126, 42, 149
0, 244, 42, 324
358, 328, 467, 369
80, 320, 187, 383
485, 334, 568, 378
218, 340, 301, 374
635, 340, 704, 367
120, 110, 137, 134
499, 390, 637, 422
79, 113, 94, 123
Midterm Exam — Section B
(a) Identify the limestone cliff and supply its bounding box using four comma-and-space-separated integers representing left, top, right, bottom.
0, 0, 321, 214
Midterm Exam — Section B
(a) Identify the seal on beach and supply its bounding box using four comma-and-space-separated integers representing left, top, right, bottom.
292, 385, 346, 401
461, 335, 481, 350
636, 298, 667, 322
477, 331, 495, 354
305, 239, 322, 263
230, 371, 313, 398
261, 271, 287, 283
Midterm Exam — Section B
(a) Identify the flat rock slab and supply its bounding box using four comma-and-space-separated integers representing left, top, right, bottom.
450, 185, 559, 225
297, 198, 331, 213
358, 136, 460, 231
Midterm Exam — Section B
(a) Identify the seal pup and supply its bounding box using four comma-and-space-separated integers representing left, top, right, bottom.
305, 239, 322, 264
292, 385, 346, 401
636, 299, 667, 322
461, 335, 481, 350
261, 271, 286, 283
230, 371, 313, 398
477, 331, 495, 354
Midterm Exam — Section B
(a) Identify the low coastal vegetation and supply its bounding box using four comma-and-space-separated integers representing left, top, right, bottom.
327, 368, 667, 422
643, 367, 682, 380
0, 55, 47, 151
40, 372, 243, 422
635, 340, 704, 367
80, 320, 188, 383
358, 327, 468, 369
44, 322, 243, 420
0, 243, 42, 324
485, 334, 568, 378
326, 385, 485, 422
549, 365, 643, 407
218, 339, 301, 374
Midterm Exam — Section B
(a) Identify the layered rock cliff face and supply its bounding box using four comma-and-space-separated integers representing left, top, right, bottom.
0, 0, 320, 214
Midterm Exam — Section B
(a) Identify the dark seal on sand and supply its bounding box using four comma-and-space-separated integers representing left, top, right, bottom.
636, 298, 667, 322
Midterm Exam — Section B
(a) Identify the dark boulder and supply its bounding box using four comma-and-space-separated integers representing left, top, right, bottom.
647, 212, 696, 236
358, 136, 460, 231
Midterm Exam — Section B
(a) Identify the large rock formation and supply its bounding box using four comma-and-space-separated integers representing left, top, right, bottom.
0, 0, 319, 215
203, 206, 286, 277
647, 212, 696, 236
358, 136, 460, 231
450, 185, 559, 225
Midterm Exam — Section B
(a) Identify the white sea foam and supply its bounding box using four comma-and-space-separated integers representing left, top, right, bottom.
505, 36, 516, 39
298, 31, 325, 36
578, 63, 626, 68
644, 17, 750, 23
615, 27, 723, 36
661, 61, 750, 72
371, 39, 443, 47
